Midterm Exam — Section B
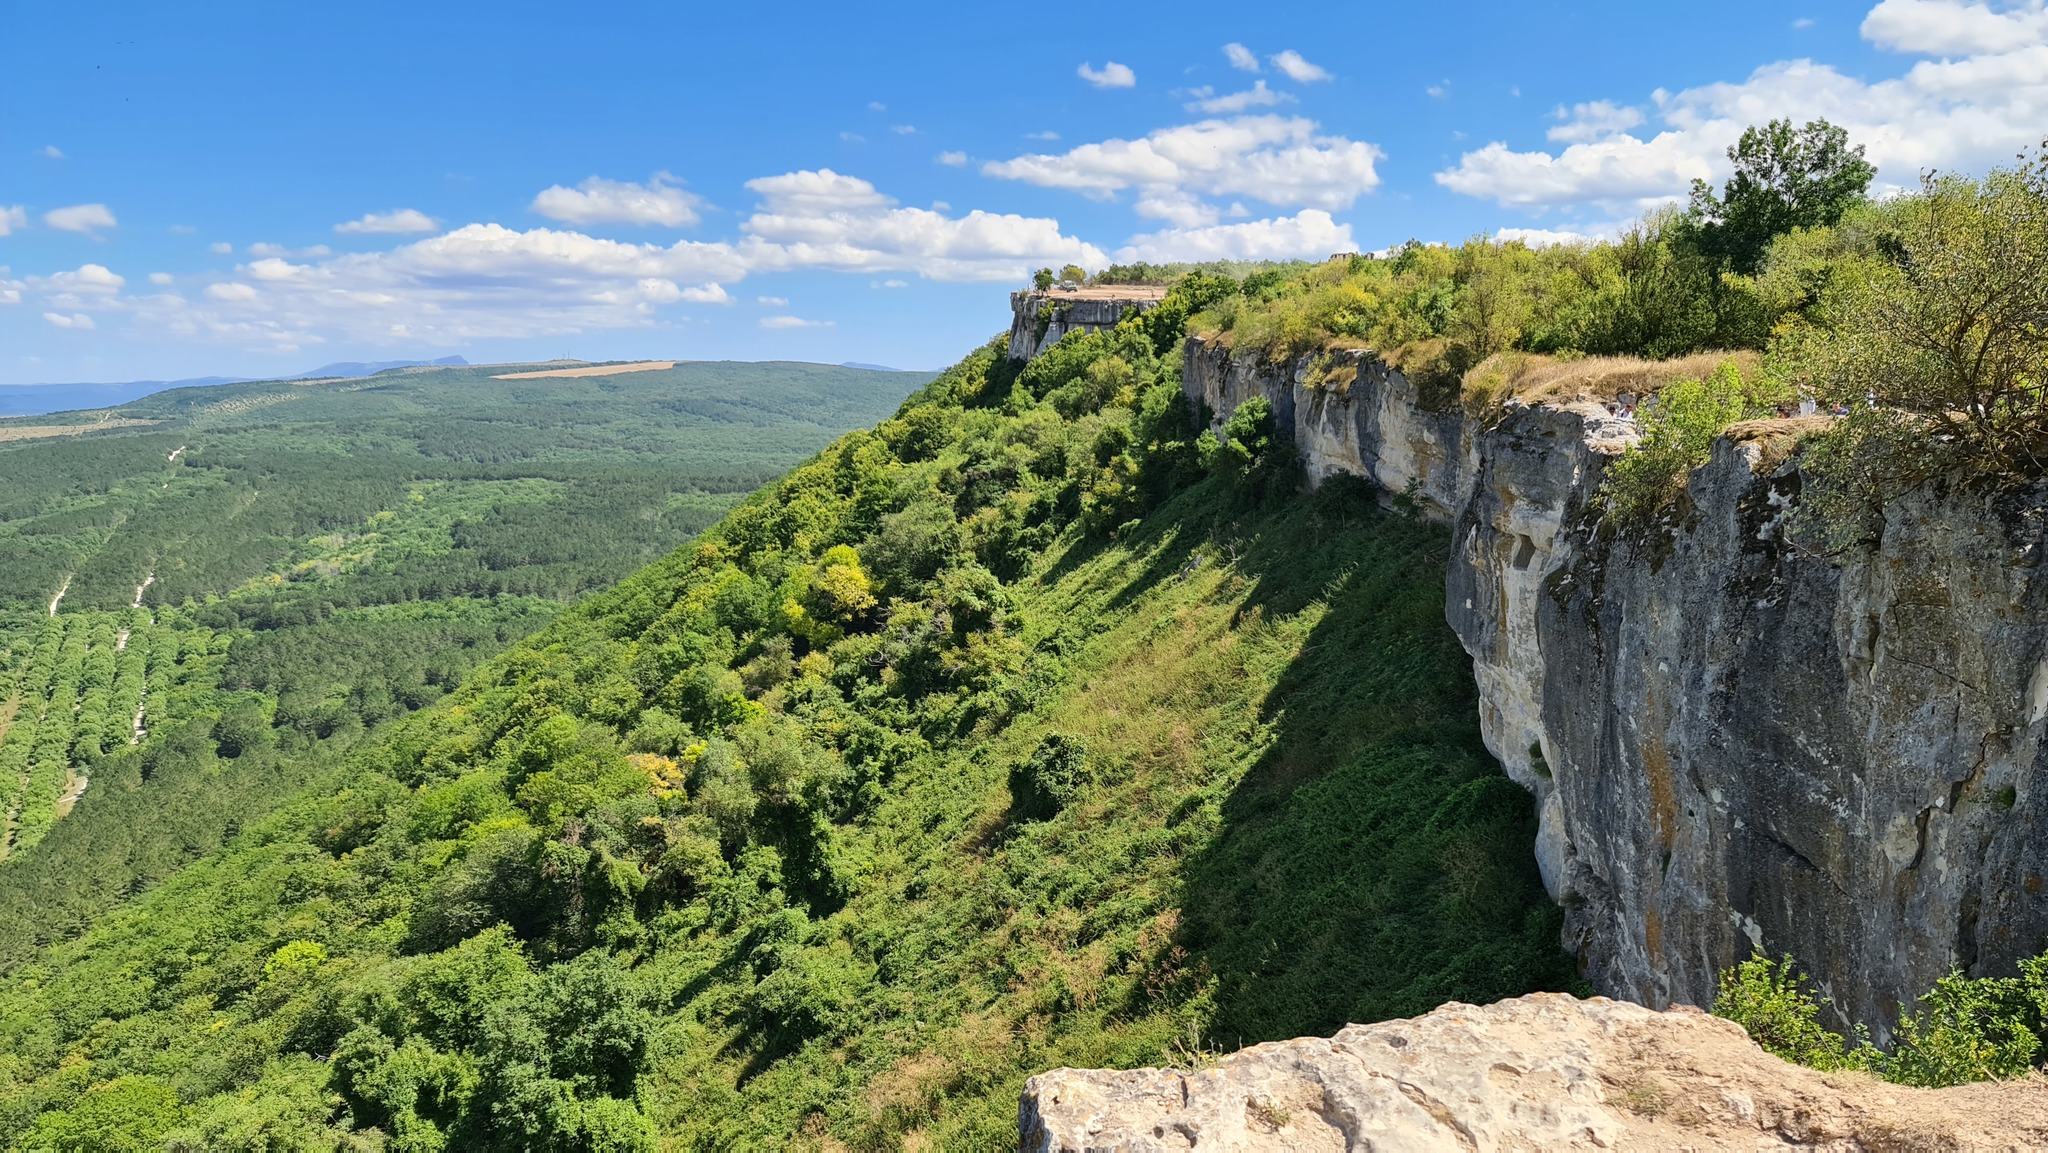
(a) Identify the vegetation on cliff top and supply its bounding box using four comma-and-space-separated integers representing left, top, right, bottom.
1717, 952, 2048, 1089
0, 311, 1572, 1148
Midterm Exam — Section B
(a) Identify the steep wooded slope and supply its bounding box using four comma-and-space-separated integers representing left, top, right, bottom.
0, 330, 1570, 1150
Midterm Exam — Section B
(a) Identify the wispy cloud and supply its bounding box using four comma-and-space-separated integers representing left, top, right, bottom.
761, 315, 832, 328
249, 243, 333, 258
1186, 79, 1292, 114
937, 150, 968, 166
1270, 50, 1331, 83
0, 206, 25, 236
1223, 43, 1260, 72
335, 208, 439, 234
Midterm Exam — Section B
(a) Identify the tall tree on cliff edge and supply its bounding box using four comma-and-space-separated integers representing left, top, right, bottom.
1687, 118, 1877, 276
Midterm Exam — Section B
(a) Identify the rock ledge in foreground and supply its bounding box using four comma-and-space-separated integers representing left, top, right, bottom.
1019, 993, 2048, 1151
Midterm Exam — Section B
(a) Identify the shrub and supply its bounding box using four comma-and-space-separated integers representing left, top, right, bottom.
1786, 142, 2048, 543
1713, 953, 1877, 1072
1598, 359, 1779, 526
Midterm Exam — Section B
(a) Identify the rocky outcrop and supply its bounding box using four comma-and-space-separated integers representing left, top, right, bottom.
1008, 287, 1169, 361
1020, 992, 2048, 1151
1183, 340, 2048, 1038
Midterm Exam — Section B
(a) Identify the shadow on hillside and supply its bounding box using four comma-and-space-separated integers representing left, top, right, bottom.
1129, 475, 1577, 1047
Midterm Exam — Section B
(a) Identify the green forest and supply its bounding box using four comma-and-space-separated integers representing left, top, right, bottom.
0, 360, 922, 969
0, 124, 2042, 1149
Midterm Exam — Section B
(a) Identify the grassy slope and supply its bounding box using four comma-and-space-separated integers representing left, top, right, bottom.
0, 336, 1570, 1150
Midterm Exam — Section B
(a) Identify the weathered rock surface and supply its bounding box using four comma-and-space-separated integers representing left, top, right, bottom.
1007, 287, 1168, 361
1020, 992, 2048, 1151
1180, 339, 2048, 1037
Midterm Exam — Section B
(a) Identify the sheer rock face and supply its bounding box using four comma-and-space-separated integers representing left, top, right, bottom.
1006, 288, 1169, 362
1183, 340, 2048, 1036
1019, 993, 2048, 1152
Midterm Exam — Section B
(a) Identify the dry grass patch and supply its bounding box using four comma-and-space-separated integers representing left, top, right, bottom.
1725, 415, 1835, 470
492, 361, 676, 380
0, 418, 159, 442
1463, 350, 1762, 413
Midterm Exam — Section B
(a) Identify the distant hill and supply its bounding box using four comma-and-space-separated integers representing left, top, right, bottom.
0, 378, 244, 417
0, 356, 471, 417
840, 360, 907, 372
287, 355, 469, 380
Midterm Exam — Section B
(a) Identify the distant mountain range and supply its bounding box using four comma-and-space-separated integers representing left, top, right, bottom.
0, 356, 471, 417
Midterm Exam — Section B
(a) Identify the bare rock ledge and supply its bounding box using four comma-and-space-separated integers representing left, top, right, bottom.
1018, 993, 2048, 1151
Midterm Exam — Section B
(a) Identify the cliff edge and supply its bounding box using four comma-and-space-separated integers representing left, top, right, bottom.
1179, 339, 2048, 1040
1007, 286, 1168, 361
1020, 993, 2048, 1151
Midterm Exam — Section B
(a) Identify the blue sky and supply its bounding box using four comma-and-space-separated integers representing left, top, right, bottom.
2, 0, 2042, 382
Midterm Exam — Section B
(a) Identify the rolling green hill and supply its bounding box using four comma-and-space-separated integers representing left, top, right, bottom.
0, 360, 925, 963
0, 320, 1572, 1150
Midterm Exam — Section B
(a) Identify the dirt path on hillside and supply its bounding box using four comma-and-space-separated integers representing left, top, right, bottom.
54, 772, 88, 819
47, 576, 71, 617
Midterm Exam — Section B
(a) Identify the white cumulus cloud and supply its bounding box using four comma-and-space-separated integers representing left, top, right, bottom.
36, 263, 125, 297
336, 208, 440, 234
149, 272, 175, 285
1078, 61, 1137, 89
44, 203, 116, 233
984, 116, 1382, 222
1224, 43, 1260, 72
1115, 209, 1353, 263
43, 312, 94, 328
937, 150, 968, 166
1270, 50, 1331, 83
741, 168, 1107, 281
531, 174, 702, 227
0, 206, 25, 236
761, 315, 832, 329
1860, 0, 2048, 54
15, 169, 1102, 353
1437, 0, 2048, 212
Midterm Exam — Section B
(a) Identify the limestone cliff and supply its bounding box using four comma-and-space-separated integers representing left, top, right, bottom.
1006, 287, 1168, 361
1020, 993, 2048, 1151
1180, 339, 2048, 1039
